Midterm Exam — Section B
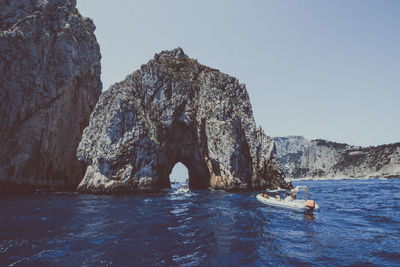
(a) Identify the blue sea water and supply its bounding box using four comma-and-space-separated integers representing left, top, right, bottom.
1, 178, 399, 266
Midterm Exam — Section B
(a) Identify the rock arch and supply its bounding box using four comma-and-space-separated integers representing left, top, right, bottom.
155, 122, 210, 189
77, 48, 290, 193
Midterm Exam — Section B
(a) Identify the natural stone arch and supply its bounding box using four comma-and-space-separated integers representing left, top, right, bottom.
164, 160, 209, 189
77, 48, 290, 193
156, 121, 211, 189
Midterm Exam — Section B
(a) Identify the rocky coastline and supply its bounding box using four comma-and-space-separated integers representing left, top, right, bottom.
2, 1, 397, 194
273, 136, 400, 180
77, 48, 290, 193
1, 1, 289, 194
0, 0, 102, 193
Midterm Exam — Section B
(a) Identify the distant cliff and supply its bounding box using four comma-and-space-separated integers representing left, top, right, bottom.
273, 136, 400, 179
0, 0, 102, 192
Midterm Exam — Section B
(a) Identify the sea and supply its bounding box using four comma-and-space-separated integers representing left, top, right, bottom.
1, 178, 399, 266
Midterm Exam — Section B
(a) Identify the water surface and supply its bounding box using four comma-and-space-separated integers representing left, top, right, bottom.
1, 179, 399, 266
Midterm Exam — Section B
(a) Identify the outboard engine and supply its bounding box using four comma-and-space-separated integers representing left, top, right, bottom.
306, 200, 315, 210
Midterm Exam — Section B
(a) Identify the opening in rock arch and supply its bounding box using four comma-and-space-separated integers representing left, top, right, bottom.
162, 157, 210, 190
169, 162, 188, 184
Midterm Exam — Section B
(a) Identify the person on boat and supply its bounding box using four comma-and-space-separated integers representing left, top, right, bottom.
275, 194, 281, 201
261, 192, 269, 199
291, 189, 296, 201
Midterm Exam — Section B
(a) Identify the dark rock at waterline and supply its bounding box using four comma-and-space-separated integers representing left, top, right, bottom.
77, 48, 290, 193
0, 0, 102, 193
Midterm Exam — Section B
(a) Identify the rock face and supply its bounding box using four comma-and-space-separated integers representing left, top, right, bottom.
273, 136, 310, 176
77, 48, 290, 193
273, 136, 400, 179
0, 0, 102, 192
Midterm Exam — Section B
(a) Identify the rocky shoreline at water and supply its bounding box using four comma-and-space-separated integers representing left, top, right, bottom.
0, 1, 290, 193
274, 136, 400, 180
0, 0, 101, 193
2, 1, 398, 194
285, 176, 399, 183
76, 48, 290, 193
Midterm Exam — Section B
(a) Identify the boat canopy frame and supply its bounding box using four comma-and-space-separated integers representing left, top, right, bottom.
294, 186, 309, 200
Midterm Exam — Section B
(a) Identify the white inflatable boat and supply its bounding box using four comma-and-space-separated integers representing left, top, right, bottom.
256, 186, 319, 212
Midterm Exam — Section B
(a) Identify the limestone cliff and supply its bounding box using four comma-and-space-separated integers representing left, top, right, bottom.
273, 136, 400, 179
77, 48, 290, 193
0, 0, 102, 192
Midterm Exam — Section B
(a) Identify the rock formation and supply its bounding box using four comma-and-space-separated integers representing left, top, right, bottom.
0, 0, 102, 192
273, 136, 400, 179
77, 48, 290, 193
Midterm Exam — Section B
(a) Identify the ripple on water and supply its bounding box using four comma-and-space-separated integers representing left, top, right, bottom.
0, 179, 400, 266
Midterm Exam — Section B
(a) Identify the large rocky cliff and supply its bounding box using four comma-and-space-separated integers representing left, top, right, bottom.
273, 136, 400, 179
77, 48, 290, 193
0, 0, 102, 192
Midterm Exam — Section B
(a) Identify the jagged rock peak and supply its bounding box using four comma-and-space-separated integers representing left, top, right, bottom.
77, 48, 290, 193
0, 0, 102, 192
157, 47, 186, 59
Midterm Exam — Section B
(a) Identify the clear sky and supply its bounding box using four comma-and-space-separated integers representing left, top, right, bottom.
77, 0, 400, 148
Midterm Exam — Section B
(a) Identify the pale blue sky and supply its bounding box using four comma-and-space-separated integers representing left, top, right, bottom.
77, 0, 400, 150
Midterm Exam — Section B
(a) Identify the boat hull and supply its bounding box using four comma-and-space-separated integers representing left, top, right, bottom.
256, 194, 318, 212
